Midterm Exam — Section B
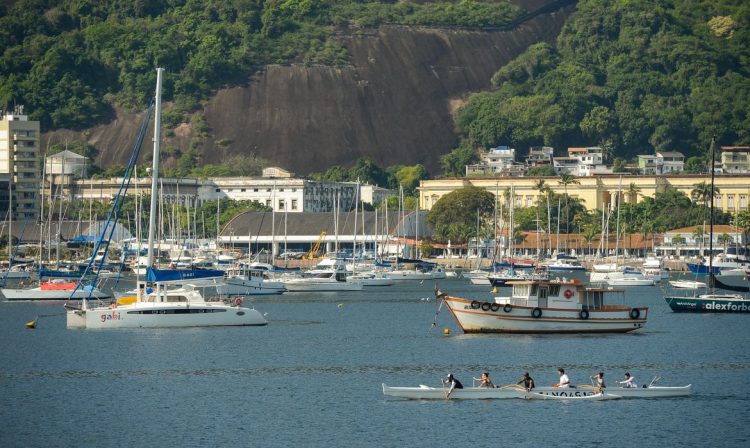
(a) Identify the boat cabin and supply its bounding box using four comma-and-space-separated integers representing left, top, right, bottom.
498, 279, 618, 310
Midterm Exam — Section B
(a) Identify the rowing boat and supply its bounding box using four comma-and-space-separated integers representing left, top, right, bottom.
525, 392, 619, 401
381, 384, 692, 399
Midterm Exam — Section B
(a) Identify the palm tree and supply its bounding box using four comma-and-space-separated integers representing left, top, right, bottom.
627, 182, 641, 204
692, 227, 706, 256
558, 173, 580, 235
583, 225, 598, 255
717, 233, 733, 254
691, 182, 720, 206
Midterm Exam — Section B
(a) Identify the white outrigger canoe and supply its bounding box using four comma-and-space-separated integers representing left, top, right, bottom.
382, 384, 692, 399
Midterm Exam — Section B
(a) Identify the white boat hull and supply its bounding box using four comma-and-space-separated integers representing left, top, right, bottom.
388, 270, 447, 281
67, 303, 267, 328
2, 287, 110, 301
606, 277, 655, 286
0, 271, 32, 279
216, 278, 286, 295
382, 384, 691, 399
443, 295, 647, 334
283, 279, 363, 292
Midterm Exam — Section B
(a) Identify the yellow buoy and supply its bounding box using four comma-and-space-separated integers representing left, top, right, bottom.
491, 287, 498, 294
443, 327, 450, 335
337, 303, 344, 309
25, 318, 37, 329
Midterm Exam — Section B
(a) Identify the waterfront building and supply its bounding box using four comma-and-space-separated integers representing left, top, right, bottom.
219, 210, 430, 258
466, 146, 524, 176
0, 107, 40, 220
721, 146, 750, 173
419, 174, 750, 213
657, 225, 745, 257
359, 184, 395, 205
638, 152, 685, 175
0, 173, 10, 218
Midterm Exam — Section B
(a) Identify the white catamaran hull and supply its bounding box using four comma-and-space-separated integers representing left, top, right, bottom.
443, 295, 647, 334
67, 303, 267, 329
382, 384, 692, 399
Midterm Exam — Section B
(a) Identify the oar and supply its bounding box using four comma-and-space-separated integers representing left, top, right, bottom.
441, 382, 450, 400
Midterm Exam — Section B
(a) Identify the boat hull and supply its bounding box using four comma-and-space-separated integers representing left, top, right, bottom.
443, 295, 647, 334
216, 278, 286, 296
382, 384, 691, 399
283, 280, 363, 292
67, 303, 267, 328
664, 296, 750, 313
2, 287, 110, 301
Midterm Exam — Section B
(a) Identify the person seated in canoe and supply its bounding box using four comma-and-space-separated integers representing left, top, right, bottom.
591, 372, 606, 392
516, 372, 535, 391
554, 368, 571, 388
442, 373, 464, 397
473, 372, 495, 388
617, 372, 638, 388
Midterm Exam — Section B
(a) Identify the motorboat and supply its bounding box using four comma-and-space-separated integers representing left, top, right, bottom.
439, 278, 647, 333
349, 271, 393, 287
545, 259, 586, 271
283, 258, 363, 292
606, 276, 655, 287
643, 257, 670, 280
2, 279, 110, 301
669, 280, 707, 289
388, 265, 447, 281
216, 265, 287, 295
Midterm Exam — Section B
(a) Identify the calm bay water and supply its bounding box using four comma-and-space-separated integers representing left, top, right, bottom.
1, 276, 749, 447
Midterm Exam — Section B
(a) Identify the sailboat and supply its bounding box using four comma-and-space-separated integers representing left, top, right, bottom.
664, 138, 750, 313
67, 68, 267, 328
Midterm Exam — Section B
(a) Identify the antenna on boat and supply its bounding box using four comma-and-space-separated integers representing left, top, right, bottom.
708, 136, 715, 290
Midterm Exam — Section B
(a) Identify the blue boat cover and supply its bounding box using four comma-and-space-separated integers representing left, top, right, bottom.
146, 267, 225, 282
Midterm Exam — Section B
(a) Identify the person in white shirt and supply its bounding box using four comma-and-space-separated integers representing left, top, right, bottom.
556, 368, 571, 388
617, 372, 638, 388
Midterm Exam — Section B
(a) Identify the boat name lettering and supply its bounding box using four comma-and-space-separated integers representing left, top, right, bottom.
703, 302, 750, 312
542, 391, 591, 397
100, 312, 121, 322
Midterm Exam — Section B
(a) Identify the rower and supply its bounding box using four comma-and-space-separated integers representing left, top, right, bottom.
617, 372, 638, 388
473, 372, 495, 388
517, 372, 535, 391
442, 373, 464, 397
591, 372, 606, 391
556, 368, 571, 388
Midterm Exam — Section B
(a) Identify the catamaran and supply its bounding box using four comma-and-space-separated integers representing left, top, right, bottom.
66, 68, 267, 328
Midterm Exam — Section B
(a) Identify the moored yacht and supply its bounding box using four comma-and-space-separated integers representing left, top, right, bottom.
283, 258, 363, 291
216, 264, 287, 296
440, 278, 647, 333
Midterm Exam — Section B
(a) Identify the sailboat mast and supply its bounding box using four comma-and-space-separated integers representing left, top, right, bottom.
709, 137, 716, 278
146, 67, 163, 269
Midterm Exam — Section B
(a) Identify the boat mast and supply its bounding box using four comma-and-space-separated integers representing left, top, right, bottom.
709, 136, 716, 286
146, 68, 163, 269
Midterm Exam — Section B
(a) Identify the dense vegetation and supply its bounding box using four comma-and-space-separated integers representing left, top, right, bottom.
0, 0, 521, 130
456, 0, 750, 161
311, 157, 428, 195
426, 183, 732, 244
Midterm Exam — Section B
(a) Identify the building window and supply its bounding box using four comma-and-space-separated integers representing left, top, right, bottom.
292, 188, 297, 192
266, 188, 271, 192
279, 199, 285, 210
728, 195, 735, 209
253, 188, 258, 192
279, 188, 284, 192
740, 195, 747, 209
241, 188, 246, 192
215, 188, 220, 192
265, 199, 271, 207
291, 199, 298, 210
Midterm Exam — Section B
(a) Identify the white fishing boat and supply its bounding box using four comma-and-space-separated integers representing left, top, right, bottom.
382, 383, 691, 399
669, 280, 707, 289
216, 265, 286, 295
3, 279, 110, 301
440, 278, 647, 333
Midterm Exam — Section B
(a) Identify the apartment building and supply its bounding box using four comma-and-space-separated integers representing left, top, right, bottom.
0, 107, 40, 220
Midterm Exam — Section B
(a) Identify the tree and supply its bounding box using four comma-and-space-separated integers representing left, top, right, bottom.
717, 233, 733, 253
691, 182, 719, 206
527, 165, 556, 176
389, 164, 428, 194
627, 183, 641, 204
440, 145, 477, 177
672, 235, 686, 245
426, 187, 495, 243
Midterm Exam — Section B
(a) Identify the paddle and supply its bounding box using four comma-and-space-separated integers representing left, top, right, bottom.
441, 381, 450, 400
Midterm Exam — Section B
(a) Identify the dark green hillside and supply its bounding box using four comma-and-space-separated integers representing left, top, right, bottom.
456, 0, 750, 158
0, 0, 522, 130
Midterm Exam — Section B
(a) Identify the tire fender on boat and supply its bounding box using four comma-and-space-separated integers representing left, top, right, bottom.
531, 307, 542, 318
579, 309, 589, 320
481, 302, 492, 311
503, 304, 512, 313
470, 300, 481, 309
564, 289, 574, 299
233, 297, 243, 307
490, 303, 501, 312
629, 308, 640, 319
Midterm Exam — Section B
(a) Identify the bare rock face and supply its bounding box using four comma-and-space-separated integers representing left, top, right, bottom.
43, 2, 573, 174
